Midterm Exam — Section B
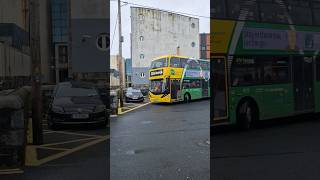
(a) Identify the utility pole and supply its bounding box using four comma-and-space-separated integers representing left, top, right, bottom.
118, 0, 124, 107
29, 0, 43, 145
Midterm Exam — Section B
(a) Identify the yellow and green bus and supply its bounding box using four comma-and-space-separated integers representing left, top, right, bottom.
211, 1, 320, 129
149, 55, 210, 103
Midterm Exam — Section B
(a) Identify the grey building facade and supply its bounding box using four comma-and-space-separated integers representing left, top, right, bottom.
131, 7, 200, 86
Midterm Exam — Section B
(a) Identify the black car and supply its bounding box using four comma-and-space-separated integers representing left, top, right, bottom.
125, 87, 144, 103
47, 81, 107, 130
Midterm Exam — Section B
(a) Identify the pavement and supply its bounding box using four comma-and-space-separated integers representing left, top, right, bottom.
212, 115, 320, 180
111, 99, 210, 180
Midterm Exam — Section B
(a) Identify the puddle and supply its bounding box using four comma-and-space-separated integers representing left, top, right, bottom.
197, 139, 210, 147
125, 147, 161, 155
141, 121, 152, 125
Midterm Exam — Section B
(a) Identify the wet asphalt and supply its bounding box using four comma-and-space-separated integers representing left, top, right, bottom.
2, 126, 109, 180
212, 115, 320, 180
111, 99, 210, 180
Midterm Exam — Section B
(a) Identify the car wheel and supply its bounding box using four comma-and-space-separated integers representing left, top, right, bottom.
237, 101, 257, 130
184, 93, 191, 103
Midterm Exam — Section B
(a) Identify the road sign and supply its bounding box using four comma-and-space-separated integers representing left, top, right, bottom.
96, 33, 109, 51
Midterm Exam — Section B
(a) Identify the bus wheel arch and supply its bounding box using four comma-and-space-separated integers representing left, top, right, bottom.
184, 93, 191, 103
236, 97, 259, 130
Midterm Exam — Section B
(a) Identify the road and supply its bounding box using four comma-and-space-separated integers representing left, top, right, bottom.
212, 115, 320, 180
111, 99, 210, 180
2, 124, 109, 180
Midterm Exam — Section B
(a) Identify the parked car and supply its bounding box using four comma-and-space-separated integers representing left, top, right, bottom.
125, 87, 144, 103
47, 81, 107, 130
140, 87, 149, 96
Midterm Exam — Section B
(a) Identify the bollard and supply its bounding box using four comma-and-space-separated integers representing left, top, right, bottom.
0, 94, 26, 169
0, 87, 31, 169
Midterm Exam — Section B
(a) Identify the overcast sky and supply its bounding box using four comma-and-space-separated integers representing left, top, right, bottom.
110, 0, 210, 58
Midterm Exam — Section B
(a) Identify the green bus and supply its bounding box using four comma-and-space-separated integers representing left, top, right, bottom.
211, 0, 320, 128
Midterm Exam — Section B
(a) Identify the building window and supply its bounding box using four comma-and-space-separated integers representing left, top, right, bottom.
139, 36, 144, 41
191, 42, 196, 47
140, 54, 145, 59
51, 0, 69, 43
140, 72, 145, 78
191, 23, 195, 28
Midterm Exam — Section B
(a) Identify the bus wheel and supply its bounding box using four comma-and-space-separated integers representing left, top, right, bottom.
237, 101, 256, 130
184, 93, 191, 103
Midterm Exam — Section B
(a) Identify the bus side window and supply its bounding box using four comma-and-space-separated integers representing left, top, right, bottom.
181, 58, 188, 68
263, 57, 289, 84
183, 82, 189, 89
170, 57, 181, 68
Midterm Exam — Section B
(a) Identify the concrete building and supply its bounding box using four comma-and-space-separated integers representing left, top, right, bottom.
110, 55, 125, 88
51, 0, 109, 83
199, 33, 210, 60
0, 0, 51, 89
131, 7, 199, 86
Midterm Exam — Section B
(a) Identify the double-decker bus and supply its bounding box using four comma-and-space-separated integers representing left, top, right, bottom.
211, 0, 320, 129
149, 55, 210, 103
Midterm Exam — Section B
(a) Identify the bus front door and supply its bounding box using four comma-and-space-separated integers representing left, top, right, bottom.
211, 56, 228, 124
171, 79, 180, 100
293, 57, 315, 112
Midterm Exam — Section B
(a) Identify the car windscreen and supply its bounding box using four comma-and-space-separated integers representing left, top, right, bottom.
150, 79, 168, 95
55, 85, 98, 97
126, 88, 142, 95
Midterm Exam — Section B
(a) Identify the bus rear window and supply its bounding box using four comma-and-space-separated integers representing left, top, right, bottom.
151, 58, 168, 69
